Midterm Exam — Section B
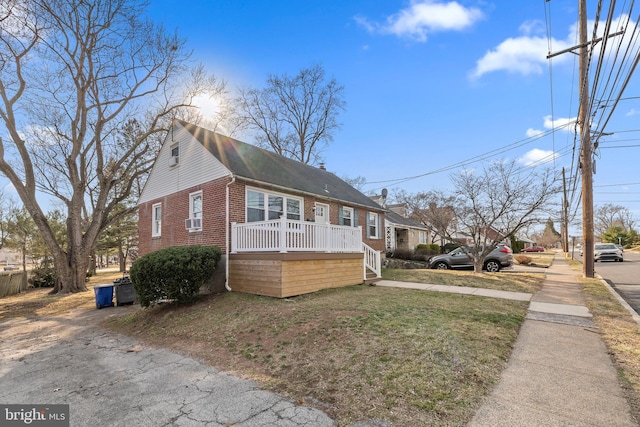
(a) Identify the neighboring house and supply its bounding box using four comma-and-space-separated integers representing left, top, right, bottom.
369, 194, 431, 253
137, 120, 385, 298
518, 236, 535, 248
0, 248, 22, 267
384, 209, 431, 253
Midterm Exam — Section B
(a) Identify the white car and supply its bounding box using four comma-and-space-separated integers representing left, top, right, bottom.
594, 243, 623, 262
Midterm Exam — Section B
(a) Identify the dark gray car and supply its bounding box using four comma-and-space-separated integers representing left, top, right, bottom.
428, 244, 513, 272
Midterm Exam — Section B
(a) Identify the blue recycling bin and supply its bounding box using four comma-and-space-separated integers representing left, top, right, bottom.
94, 284, 114, 309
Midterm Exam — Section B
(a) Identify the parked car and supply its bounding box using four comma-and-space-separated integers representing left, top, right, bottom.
521, 246, 544, 253
594, 243, 623, 262
428, 244, 513, 272
3, 265, 18, 271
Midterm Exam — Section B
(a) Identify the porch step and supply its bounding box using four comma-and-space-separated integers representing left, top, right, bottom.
364, 272, 382, 286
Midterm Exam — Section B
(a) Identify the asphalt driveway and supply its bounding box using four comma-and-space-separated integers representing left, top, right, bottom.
0, 307, 335, 426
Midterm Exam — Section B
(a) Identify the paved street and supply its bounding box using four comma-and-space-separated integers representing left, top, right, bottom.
576, 251, 640, 315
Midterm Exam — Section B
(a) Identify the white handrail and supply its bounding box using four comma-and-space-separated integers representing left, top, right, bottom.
362, 242, 381, 279
231, 217, 362, 253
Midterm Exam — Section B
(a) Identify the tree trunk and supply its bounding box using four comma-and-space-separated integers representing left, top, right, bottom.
473, 260, 483, 274
50, 250, 90, 294
118, 244, 126, 272
88, 250, 97, 276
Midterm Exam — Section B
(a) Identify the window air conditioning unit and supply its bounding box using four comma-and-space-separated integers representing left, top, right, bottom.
185, 218, 202, 230
169, 156, 179, 167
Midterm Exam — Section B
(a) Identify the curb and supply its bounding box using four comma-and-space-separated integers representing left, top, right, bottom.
597, 274, 640, 326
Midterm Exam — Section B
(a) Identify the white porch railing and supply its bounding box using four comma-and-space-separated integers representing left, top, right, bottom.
231, 217, 362, 253
363, 242, 382, 279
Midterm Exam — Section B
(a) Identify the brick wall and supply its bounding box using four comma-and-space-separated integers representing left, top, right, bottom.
138, 176, 233, 256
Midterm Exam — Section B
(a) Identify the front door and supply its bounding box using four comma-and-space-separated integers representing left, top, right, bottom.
314, 203, 329, 224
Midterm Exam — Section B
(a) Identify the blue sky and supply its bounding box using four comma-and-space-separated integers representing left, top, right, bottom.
2, 1, 636, 238
145, 0, 640, 232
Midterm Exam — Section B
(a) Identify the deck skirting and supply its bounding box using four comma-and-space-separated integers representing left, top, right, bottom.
229, 252, 364, 298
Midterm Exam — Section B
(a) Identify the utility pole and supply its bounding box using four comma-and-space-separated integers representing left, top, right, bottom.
562, 167, 569, 254
578, 0, 595, 278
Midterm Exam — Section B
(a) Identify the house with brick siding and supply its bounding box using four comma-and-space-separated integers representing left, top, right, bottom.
137, 120, 385, 298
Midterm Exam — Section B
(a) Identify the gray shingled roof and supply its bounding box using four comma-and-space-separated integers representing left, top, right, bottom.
178, 121, 382, 211
384, 210, 429, 229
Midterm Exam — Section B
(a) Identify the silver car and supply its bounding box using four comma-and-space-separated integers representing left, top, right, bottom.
594, 243, 623, 262
428, 244, 513, 272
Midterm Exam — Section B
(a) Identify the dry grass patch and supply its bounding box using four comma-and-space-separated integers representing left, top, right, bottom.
581, 277, 640, 422
514, 252, 555, 267
106, 285, 528, 426
382, 268, 544, 294
0, 271, 124, 320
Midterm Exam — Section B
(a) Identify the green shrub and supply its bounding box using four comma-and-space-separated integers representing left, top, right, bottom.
414, 244, 440, 261
390, 248, 414, 261
511, 237, 525, 254
130, 245, 222, 308
28, 258, 57, 288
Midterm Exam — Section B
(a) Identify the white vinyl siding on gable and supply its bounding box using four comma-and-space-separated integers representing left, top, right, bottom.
152, 203, 162, 237
138, 123, 232, 205
246, 188, 302, 222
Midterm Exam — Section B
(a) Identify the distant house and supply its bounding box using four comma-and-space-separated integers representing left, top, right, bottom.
0, 248, 22, 267
137, 120, 384, 298
370, 194, 431, 253
518, 236, 535, 248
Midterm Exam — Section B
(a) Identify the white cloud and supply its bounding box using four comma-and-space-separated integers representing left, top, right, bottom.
626, 108, 640, 117
472, 15, 636, 78
543, 115, 576, 131
471, 35, 564, 78
526, 128, 544, 138
518, 148, 558, 166
356, 1, 483, 42
525, 115, 576, 139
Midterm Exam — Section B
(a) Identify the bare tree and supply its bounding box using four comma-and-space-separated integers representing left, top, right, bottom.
0, 190, 15, 250
594, 204, 635, 237
235, 64, 345, 165
531, 218, 561, 248
395, 189, 457, 247
451, 160, 559, 272
341, 175, 367, 192
0, 0, 224, 293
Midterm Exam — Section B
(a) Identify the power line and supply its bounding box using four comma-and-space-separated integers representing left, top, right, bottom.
595, 181, 640, 187
363, 122, 575, 188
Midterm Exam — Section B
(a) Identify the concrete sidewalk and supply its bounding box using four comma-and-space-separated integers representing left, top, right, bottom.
470, 255, 637, 426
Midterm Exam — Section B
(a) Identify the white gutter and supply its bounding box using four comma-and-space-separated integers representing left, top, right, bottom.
225, 175, 236, 291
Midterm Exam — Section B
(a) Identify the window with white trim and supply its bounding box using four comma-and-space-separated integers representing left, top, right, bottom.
152, 203, 162, 237
188, 191, 202, 231
246, 189, 301, 222
367, 212, 379, 238
169, 143, 179, 167
419, 231, 427, 245
340, 206, 354, 226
